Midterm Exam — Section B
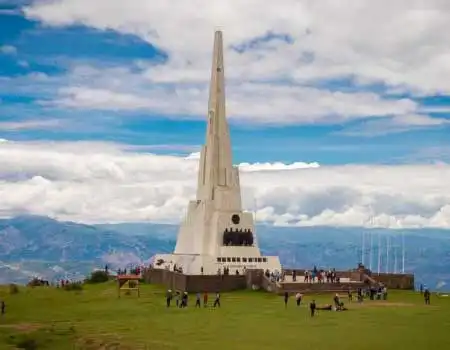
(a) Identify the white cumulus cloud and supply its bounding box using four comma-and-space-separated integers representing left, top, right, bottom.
0, 119, 64, 131
0, 139, 449, 229
0, 45, 17, 55
23, 0, 450, 94
16, 0, 450, 131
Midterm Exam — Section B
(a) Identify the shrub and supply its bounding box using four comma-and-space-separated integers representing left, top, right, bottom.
27, 278, 42, 287
86, 270, 109, 284
63, 282, 83, 291
9, 283, 19, 295
27, 278, 49, 287
15, 338, 37, 350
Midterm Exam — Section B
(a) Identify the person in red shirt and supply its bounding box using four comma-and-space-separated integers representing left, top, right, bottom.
203, 292, 208, 307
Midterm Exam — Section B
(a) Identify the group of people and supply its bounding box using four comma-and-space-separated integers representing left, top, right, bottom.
265, 266, 342, 284
171, 264, 184, 274
56, 279, 75, 288
283, 291, 348, 317
265, 269, 282, 283
218, 267, 233, 275
354, 285, 388, 302
165, 290, 221, 308
117, 266, 142, 276
303, 267, 340, 284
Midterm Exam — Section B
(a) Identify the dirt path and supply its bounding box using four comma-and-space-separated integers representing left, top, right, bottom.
0, 323, 42, 332
351, 301, 437, 308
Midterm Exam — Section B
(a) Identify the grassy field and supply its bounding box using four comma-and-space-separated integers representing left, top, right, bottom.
0, 282, 449, 350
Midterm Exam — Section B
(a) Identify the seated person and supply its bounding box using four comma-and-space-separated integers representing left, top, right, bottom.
316, 304, 333, 311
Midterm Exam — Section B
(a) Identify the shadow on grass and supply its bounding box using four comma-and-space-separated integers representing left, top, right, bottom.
0, 324, 76, 349
0, 324, 133, 350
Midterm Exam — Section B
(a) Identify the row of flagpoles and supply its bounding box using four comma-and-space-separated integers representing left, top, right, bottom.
361, 230, 405, 274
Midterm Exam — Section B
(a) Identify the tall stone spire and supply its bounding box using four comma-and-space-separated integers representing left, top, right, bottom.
196, 30, 239, 208
153, 30, 282, 275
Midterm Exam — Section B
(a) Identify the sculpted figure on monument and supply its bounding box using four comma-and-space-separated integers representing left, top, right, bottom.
222, 228, 254, 246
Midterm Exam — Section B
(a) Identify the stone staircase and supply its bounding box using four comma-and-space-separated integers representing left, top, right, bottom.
281, 275, 359, 283
260, 272, 366, 295
278, 281, 366, 294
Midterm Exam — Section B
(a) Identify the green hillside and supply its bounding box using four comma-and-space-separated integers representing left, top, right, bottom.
0, 282, 449, 349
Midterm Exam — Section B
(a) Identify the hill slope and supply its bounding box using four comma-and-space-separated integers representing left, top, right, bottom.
1, 215, 449, 289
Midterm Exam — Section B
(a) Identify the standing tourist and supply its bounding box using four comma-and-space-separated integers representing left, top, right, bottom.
195, 292, 201, 308
284, 292, 289, 308
309, 299, 316, 317
203, 292, 208, 307
295, 292, 303, 306
213, 292, 221, 308
166, 289, 172, 307
424, 289, 431, 305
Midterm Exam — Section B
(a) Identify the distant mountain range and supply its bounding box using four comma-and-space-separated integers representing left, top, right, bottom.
1, 215, 449, 291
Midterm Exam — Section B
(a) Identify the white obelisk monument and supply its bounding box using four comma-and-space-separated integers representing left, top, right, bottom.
152, 31, 281, 275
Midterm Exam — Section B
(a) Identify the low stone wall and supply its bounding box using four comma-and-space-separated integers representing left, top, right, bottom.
144, 268, 188, 291
143, 267, 414, 293
185, 275, 246, 292
245, 269, 264, 288
143, 268, 246, 292
371, 273, 414, 290
350, 271, 362, 281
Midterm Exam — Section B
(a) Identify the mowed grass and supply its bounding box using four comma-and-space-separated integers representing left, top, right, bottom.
0, 282, 450, 350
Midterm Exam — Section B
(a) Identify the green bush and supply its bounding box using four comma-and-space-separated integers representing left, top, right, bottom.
63, 283, 83, 291
15, 338, 37, 350
27, 278, 43, 287
9, 283, 19, 295
86, 270, 109, 284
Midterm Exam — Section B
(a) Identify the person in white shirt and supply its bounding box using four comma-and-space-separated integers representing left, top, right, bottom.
295, 292, 303, 306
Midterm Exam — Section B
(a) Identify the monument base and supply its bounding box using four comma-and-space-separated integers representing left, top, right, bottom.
151, 253, 282, 275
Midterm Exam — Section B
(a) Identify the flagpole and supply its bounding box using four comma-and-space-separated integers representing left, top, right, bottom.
362, 232, 365, 266
369, 230, 373, 271
394, 236, 398, 274
254, 196, 257, 223
402, 232, 405, 274
377, 233, 381, 275
386, 235, 390, 273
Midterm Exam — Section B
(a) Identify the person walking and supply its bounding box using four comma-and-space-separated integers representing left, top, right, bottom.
295, 292, 302, 306
166, 289, 172, 307
424, 289, 431, 305
309, 299, 316, 317
195, 292, 201, 308
203, 292, 208, 307
213, 292, 221, 308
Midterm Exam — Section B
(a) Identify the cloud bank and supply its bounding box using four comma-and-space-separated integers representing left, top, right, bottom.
13, 0, 450, 131
0, 139, 449, 229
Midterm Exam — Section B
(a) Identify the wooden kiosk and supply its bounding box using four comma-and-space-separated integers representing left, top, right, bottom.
117, 274, 140, 298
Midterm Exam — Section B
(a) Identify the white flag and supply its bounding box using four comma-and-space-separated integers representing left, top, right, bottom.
436, 281, 446, 289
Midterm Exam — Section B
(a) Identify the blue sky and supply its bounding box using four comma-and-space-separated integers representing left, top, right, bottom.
1, 1, 449, 166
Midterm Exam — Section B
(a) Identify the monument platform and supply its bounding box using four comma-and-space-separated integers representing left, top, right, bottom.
151, 253, 281, 275
144, 266, 413, 293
